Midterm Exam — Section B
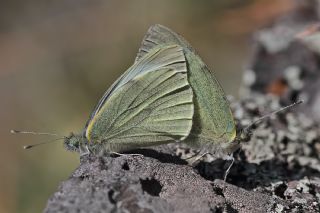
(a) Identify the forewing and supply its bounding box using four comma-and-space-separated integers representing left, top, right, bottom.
136, 24, 236, 144
86, 67, 193, 152
85, 45, 187, 135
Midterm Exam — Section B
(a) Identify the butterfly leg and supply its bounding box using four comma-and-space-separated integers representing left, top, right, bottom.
183, 149, 201, 160
223, 154, 234, 182
79, 145, 91, 157
189, 151, 209, 166
110, 151, 144, 157
222, 154, 234, 195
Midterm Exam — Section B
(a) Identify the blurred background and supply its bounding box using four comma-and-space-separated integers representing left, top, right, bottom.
0, 0, 295, 212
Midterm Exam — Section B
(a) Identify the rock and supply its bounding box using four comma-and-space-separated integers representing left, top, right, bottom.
44, 93, 320, 213
44, 152, 224, 213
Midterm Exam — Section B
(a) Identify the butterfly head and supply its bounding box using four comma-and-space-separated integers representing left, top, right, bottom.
64, 133, 87, 152
235, 127, 252, 144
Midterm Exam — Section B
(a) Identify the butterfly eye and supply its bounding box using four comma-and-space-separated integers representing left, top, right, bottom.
64, 135, 80, 152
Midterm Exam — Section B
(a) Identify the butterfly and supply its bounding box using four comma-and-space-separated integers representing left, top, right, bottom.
135, 25, 241, 157
19, 25, 298, 159
61, 24, 245, 157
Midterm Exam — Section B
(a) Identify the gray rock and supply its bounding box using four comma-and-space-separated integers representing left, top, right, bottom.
44, 93, 320, 213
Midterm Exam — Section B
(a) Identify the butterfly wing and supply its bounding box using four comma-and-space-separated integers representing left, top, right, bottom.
136, 24, 236, 147
84, 44, 187, 136
85, 45, 194, 152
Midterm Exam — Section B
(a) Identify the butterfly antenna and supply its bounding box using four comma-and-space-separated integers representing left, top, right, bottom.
10, 129, 62, 137
244, 100, 303, 131
23, 137, 65, 150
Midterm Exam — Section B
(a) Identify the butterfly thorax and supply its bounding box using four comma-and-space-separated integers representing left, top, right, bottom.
186, 125, 252, 157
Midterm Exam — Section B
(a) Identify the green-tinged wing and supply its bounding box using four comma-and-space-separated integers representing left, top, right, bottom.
85, 46, 194, 152
85, 45, 187, 136
136, 24, 236, 146
86, 68, 193, 152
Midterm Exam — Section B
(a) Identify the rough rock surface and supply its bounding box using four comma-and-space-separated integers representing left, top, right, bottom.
44, 94, 320, 213
44, 1, 320, 212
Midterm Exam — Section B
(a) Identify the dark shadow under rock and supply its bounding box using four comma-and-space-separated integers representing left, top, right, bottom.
122, 147, 188, 165
196, 155, 320, 190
